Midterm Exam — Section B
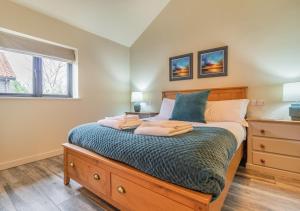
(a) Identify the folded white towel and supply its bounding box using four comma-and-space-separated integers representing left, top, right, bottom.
134, 120, 193, 136
98, 115, 142, 130
98, 119, 142, 130
134, 125, 192, 136
105, 114, 139, 121
141, 120, 191, 129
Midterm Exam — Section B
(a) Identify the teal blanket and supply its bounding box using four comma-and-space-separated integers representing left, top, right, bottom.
68, 123, 237, 199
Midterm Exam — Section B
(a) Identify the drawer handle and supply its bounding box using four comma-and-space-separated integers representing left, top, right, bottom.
70, 162, 75, 167
260, 129, 265, 135
260, 159, 266, 164
117, 186, 126, 194
260, 144, 265, 149
93, 174, 100, 181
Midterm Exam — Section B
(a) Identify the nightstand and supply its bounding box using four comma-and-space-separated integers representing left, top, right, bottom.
247, 119, 300, 182
125, 112, 158, 119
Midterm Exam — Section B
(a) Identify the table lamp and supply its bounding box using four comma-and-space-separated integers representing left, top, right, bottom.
283, 82, 300, 121
131, 91, 143, 112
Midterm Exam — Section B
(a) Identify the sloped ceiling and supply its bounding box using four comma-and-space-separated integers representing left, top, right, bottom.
10, 0, 170, 47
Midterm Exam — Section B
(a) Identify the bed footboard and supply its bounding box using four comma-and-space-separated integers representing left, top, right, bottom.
63, 143, 243, 211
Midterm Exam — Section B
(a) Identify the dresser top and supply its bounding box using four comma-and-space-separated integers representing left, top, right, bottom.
247, 118, 300, 125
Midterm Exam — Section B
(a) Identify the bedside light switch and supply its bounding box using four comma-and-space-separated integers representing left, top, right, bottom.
250, 99, 264, 106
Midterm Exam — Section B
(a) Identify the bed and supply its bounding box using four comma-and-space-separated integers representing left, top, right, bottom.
63, 86, 247, 211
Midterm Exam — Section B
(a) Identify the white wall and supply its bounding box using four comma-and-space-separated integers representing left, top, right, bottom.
0, 1, 130, 169
130, 0, 300, 119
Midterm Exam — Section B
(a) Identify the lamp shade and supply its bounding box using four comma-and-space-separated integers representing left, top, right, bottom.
283, 82, 300, 102
131, 92, 143, 102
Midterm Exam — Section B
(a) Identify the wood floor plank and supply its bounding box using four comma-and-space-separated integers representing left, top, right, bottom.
223, 192, 274, 211
233, 175, 300, 201
0, 170, 19, 185
228, 182, 300, 211
78, 188, 118, 211
32, 158, 64, 179
58, 194, 106, 211
3, 182, 60, 211
0, 184, 16, 211
20, 163, 80, 205
3, 166, 60, 211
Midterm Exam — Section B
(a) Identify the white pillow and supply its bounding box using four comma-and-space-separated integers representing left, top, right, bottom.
205, 99, 249, 126
158, 98, 175, 119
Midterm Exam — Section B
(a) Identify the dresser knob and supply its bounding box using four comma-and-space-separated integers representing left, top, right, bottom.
260, 129, 265, 135
260, 144, 265, 149
117, 186, 126, 194
93, 174, 100, 181
260, 159, 266, 164
70, 162, 75, 167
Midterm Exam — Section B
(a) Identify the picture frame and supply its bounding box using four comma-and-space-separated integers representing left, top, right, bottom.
169, 53, 193, 81
198, 46, 228, 78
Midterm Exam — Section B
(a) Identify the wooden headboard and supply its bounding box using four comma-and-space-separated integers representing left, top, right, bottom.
162, 86, 248, 101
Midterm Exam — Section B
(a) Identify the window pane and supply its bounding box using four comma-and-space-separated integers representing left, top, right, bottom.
42, 58, 69, 95
0, 49, 33, 94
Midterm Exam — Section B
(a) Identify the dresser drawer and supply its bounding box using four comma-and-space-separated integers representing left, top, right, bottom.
253, 137, 300, 157
250, 122, 300, 140
111, 174, 193, 211
253, 152, 300, 173
67, 154, 109, 196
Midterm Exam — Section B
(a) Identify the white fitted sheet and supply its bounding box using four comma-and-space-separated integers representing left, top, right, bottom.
144, 115, 246, 150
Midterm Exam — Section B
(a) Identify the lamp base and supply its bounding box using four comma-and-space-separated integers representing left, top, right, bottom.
133, 103, 141, 112
289, 103, 300, 121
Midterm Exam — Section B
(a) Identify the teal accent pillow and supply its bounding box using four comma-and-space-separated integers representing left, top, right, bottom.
170, 90, 210, 123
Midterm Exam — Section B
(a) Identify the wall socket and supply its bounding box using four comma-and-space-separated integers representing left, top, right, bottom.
251, 99, 265, 106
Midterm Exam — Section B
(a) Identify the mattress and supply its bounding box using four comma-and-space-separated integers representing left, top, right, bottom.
68, 122, 238, 199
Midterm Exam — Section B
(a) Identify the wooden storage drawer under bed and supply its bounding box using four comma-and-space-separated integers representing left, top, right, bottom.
111, 174, 193, 211
67, 153, 110, 196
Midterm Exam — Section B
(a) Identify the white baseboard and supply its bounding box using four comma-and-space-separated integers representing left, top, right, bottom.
0, 148, 63, 170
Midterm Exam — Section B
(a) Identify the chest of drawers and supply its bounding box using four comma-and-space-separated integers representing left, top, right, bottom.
247, 119, 300, 181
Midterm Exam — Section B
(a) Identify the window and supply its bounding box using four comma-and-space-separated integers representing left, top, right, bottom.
0, 50, 33, 94
0, 30, 76, 98
0, 49, 73, 98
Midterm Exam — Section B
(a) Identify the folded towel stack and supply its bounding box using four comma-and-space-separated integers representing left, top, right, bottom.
98, 115, 142, 130
134, 120, 193, 136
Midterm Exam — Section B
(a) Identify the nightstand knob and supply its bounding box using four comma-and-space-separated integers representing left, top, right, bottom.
260, 159, 266, 164
260, 144, 265, 149
260, 129, 265, 135
70, 162, 75, 167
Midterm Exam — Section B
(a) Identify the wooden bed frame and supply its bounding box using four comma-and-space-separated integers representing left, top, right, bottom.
63, 86, 247, 211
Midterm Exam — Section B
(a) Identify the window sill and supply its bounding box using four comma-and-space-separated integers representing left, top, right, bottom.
0, 96, 81, 100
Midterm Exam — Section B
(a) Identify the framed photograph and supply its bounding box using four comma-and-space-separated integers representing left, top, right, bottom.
198, 46, 228, 78
169, 53, 193, 81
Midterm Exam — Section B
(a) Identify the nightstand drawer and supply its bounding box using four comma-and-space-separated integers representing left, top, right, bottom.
253, 152, 300, 173
253, 137, 300, 157
250, 122, 300, 140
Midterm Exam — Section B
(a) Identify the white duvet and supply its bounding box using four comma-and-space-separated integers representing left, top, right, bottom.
144, 115, 246, 150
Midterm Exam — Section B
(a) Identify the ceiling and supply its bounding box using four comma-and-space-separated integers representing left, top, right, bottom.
11, 0, 170, 47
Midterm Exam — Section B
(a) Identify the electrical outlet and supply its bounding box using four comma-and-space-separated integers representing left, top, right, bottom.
251, 99, 257, 106
250, 99, 265, 106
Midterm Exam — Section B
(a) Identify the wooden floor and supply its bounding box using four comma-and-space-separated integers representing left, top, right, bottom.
0, 156, 300, 211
